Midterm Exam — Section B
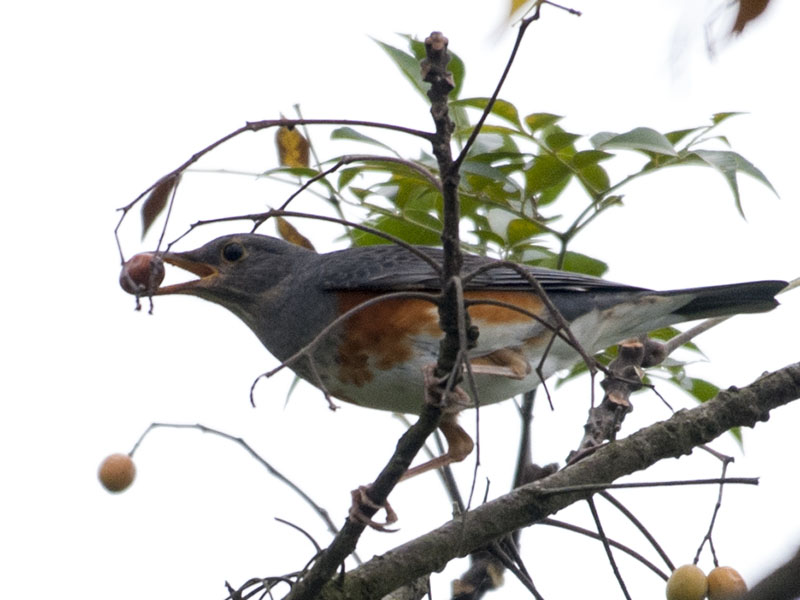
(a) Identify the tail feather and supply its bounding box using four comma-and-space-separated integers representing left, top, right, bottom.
672, 280, 786, 321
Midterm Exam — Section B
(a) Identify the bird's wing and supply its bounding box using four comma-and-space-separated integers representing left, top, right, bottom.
318, 245, 647, 293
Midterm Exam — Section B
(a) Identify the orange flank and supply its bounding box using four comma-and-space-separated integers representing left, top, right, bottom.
336, 292, 441, 386
335, 290, 547, 387
464, 290, 545, 324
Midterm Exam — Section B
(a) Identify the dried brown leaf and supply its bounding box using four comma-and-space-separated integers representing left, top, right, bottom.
276, 216, 316, 251
732, 0, 771, 34
141, 174, 180, 239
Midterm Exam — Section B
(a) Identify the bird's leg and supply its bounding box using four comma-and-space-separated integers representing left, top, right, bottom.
401, 413, 475, 481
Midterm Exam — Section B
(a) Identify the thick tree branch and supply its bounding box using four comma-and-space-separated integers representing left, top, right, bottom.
312, 362, 800, 600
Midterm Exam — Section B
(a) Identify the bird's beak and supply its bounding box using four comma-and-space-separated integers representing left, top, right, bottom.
154, 252, 218, 295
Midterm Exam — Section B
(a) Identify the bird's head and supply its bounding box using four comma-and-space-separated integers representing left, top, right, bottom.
156, 234, 315, 317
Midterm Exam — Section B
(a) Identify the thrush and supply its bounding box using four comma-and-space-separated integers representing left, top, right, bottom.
151, 233, 785, 475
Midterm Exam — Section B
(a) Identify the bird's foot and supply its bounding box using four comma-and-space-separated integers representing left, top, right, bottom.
422, 364, 473, 412
348, 485, 398, 532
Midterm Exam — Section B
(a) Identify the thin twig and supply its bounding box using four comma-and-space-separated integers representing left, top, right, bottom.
274, 518, 324, 555
539, 476, 758, 496
661, 316, 729, 355
539, 518, 669, 580
169, 208, 443, 273
276, 154, 442, 212
600, 491, 675, 572
693, 455, 735, 566
129, 423, 342, 542
587, 497, 632, 600
453, 8, 540, 173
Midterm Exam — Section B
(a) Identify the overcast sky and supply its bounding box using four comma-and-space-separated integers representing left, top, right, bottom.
2, 1, 799, 598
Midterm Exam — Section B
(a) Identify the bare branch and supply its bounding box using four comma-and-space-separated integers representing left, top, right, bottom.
587, 497, 632, 600
275, 154, 443, 212
129, 423, 341, 541
311, 363, 800, 600
169, 209, 443, 273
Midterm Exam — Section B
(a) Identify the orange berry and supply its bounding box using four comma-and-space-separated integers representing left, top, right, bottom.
707, 566, 747, 599
120, 253, 165, 295
666, 564, 708, 600
98, 453, 136, 492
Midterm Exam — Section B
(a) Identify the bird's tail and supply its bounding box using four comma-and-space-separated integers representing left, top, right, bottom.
671, 280, 786, 321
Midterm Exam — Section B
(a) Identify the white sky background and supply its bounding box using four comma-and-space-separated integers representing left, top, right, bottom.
2, 1, 800, 598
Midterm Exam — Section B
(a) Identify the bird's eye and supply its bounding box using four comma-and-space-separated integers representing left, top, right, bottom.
222, 242, 245, 262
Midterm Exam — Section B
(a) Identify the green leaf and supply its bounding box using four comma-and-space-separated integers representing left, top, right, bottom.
512, 244, 554, 263
337, 168, 360, 190
524, 154, 571, 199
353, 214, 441, 246
589, 131, 616, 147
686, 149, 776, 217
466, 148, 529, 166
538, 175, 571, 206
472, 228, 507, 247
563, 252, 608, 277
544, 130, 581, 152
357, 159, 439, 188
712, 111, 745, 125
592, 127, 678, 156
727, 151, 776, 193
524, 112, 562, 133
451, 97, 522, 129
456, 124, 524, 139
664, 127, 702, 146
374, 39, 428, 99
404, 208, 443, 232
460, 159, 510, 182
571, 151, 612, 194
506, 218, 542, 245
536, 251, 608, 276
578, 164, 610, 194
647, 327, 702, 354
260, 166, 321, 179
449, 53, 466, 99
570, 150, 614, 168
683, 377, 720, 403
331, 127, 394, 152
347, 186, 371, 201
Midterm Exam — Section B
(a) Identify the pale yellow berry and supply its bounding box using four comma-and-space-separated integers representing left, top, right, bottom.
666, 564, 708, 600
707, 566, 747, 599
98, 453, 136, 492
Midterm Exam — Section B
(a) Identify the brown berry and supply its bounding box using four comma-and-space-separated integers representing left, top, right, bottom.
707, 566, 747, 599
119, 253, 165, 295
666, 564, 708, 600
98, 453, 136, 492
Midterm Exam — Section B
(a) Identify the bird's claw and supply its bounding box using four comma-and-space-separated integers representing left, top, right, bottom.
422, 364, 472, 412
348, 485, 398, 532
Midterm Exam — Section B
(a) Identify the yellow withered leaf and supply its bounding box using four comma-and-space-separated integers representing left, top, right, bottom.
276, 124, 310, 168
509, 0, 530, 18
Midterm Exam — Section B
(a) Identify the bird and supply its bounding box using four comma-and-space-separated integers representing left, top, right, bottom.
151, 233, 785, 477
